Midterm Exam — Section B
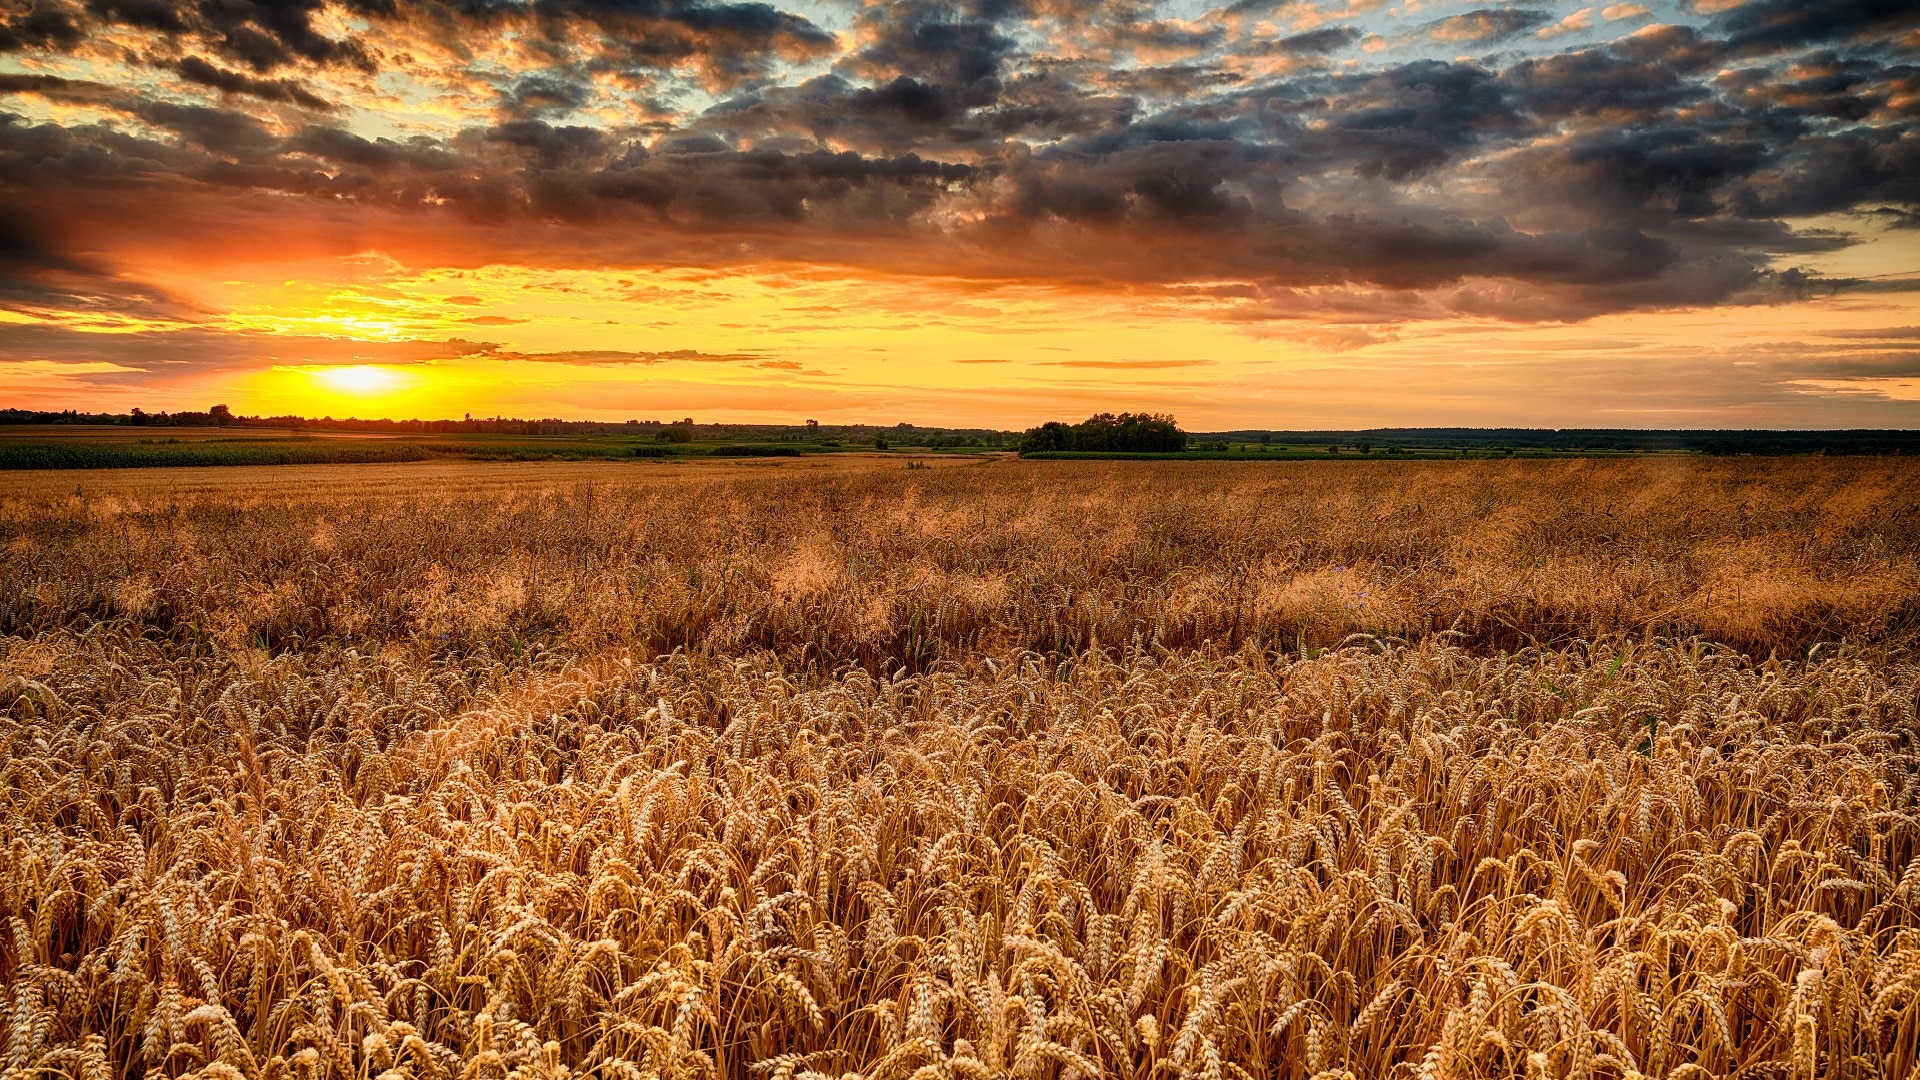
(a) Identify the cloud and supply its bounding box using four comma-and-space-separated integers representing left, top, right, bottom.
1042, 358, 1215, 368
0, 0, 90, 53
1424, 8, 1554, 43
1536, 8, 1596, 40
1716, 0, 1920, 51
483, 347, 766, 364
1820, 326, 1920, 340
0, 205, 200, 323
0, 323, 490, 373
847, 0, 1016, 98
0, 323, 772, 379
0, 0, 1913, 339
173, 56, 335, 110
1263, 26, 1362, 56
1244, 324, 1401, 350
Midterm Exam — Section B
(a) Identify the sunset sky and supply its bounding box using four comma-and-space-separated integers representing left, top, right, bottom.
1, 0, 1916, 427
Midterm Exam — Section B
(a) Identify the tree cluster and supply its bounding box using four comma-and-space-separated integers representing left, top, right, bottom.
1019, 413, 1187, 455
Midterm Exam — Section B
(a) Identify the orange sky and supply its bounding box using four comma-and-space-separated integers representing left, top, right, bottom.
2, 0, 1917, 428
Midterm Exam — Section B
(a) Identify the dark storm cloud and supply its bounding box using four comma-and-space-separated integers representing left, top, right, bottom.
44, 0, 835, 80
174, 56, 335, 109
1308, 60, 1528, 180
134, 99, 281, 154
0, 70, 125, 104
700, 65, 1133, 153
526, 0, 837, 81
564, 145, 974, 224
1865, 205, 1920, 228
151, 0, 373, 72
849, 0, 1016, 106
1716, 0, 1920, 52
0, 0, 1917, 325
0, 0, 85, 51
977, 71, 1137, 138
1724, 129, 1920, 219
486, 119, 610, 167
1713, 54, 1901, 124
504, 74, 592, 116
1266, 27, 1361, 56
1102, 18, 1224, 54
1503, 47, 1715, 121
1008, 135, 1269, 222
1550, 127, 1774, 221
286, 125, 458, 172
848, 77, 970, 128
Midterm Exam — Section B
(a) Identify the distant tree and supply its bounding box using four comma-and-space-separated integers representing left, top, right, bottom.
873, 436, 889, 450
1021, 421, 1074, 453
130, 408, 148, 426
1258, 432, 1272, 445
1357, 442, 1371, 453
1328, 444, 1340, 454
210, 404, 233, 426
657, 421, 694, 443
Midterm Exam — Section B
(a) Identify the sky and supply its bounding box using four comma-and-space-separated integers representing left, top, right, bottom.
0, 0, 1916, 428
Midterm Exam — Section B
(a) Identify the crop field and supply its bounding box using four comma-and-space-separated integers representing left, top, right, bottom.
0, 428, 999, 470
3, 456, 1919, 1080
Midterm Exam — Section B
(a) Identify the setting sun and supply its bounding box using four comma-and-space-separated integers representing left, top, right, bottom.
311, 365, 408, 397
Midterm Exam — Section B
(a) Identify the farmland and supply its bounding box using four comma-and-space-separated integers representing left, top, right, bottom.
3, 456, 1919, 1079
0, 428, 1003, 471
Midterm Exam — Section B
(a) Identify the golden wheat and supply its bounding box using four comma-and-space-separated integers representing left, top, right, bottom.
3, 457, 1919, 1079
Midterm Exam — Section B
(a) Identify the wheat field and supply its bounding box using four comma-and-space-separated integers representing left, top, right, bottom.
4, 457, 1919, 1080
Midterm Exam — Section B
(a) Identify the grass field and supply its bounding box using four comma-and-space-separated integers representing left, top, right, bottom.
3, 457, 1918, 1080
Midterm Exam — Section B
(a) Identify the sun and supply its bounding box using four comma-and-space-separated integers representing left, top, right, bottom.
314, 365, 407, 395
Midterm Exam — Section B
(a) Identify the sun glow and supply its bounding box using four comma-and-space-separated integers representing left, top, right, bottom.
313, 365, 410, 395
